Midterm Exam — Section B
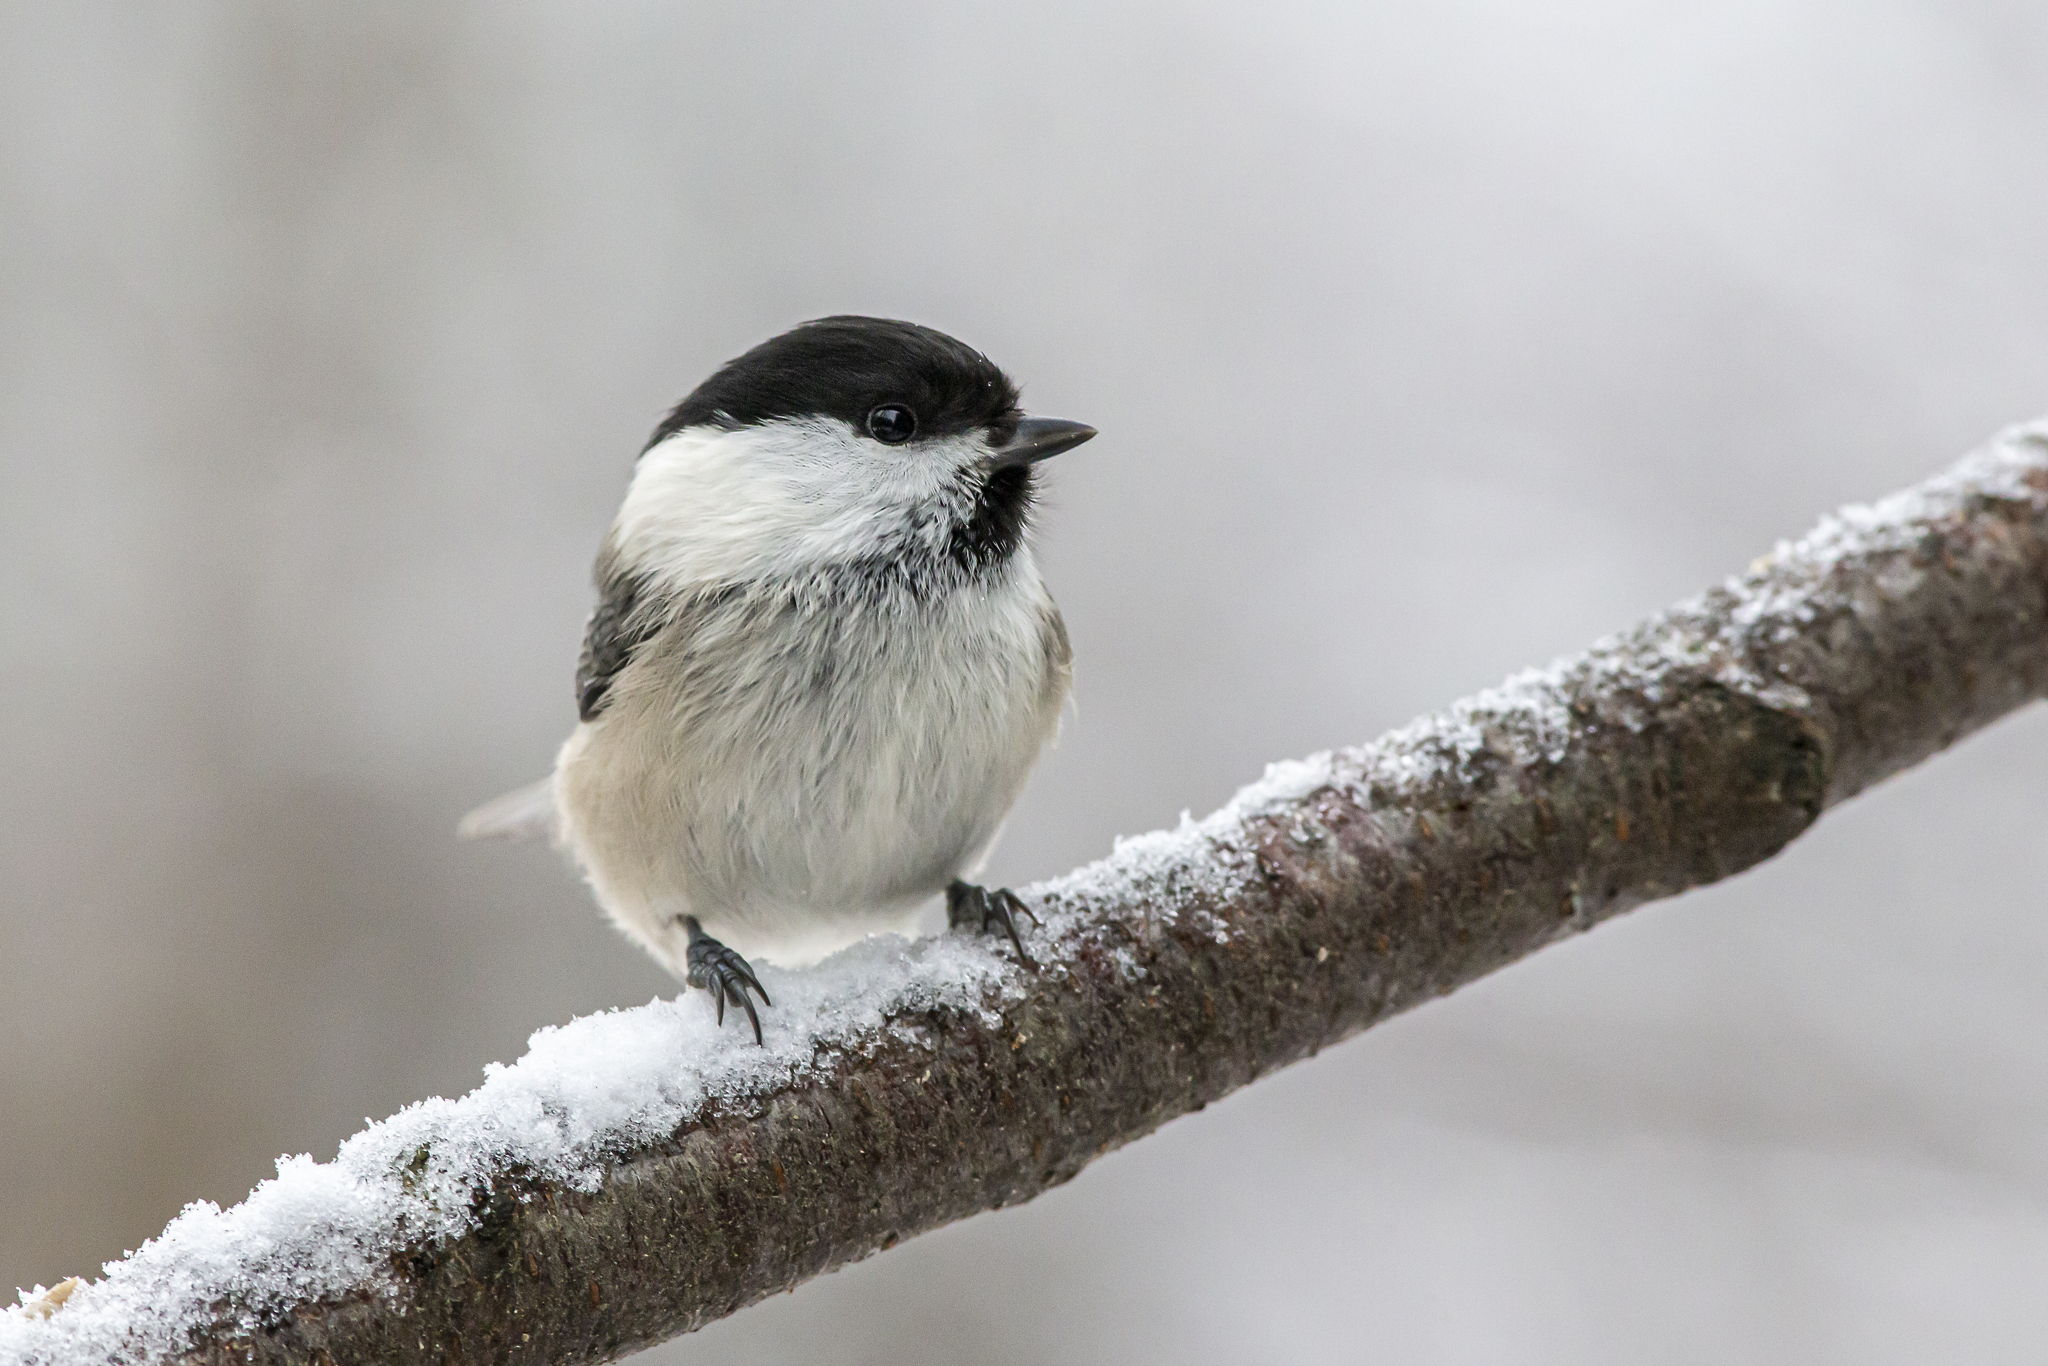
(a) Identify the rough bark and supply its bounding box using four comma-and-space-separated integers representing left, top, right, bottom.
9, 422, 2048, 1366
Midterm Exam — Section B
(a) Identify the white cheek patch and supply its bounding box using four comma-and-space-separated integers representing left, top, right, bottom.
613, 420, 989, 588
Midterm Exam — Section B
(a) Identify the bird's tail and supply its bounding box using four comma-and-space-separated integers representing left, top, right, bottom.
458, 777, 557, 842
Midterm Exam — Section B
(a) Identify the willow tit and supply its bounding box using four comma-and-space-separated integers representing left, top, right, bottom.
462, 316, 1095, 1042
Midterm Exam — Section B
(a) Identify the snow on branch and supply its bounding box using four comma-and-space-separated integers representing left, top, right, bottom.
8, 422, 2048, 1366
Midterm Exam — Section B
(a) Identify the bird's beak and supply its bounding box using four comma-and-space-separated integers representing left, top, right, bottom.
991, 416, 1097, 470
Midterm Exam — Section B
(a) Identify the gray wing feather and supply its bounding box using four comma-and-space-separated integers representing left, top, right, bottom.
576, 557, 657, 722
467, 555, 656, 843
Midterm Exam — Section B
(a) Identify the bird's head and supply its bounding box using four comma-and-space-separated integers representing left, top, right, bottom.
613, 316, 1095, 591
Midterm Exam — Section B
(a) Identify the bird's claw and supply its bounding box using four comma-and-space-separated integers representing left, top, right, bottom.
947, 880, 1039, 969
683, 918, 771, 1045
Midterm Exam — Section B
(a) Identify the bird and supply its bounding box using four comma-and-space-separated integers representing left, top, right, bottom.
461, 316, 1095, 1043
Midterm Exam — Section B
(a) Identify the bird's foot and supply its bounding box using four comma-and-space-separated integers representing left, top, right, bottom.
946, 880, 1039, 969
682, 916, 772, 1045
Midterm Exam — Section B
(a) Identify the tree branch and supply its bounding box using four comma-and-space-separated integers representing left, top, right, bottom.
8, 422, 2048, 1366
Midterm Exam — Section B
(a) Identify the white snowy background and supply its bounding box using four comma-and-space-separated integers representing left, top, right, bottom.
4, 2, 2047, 1362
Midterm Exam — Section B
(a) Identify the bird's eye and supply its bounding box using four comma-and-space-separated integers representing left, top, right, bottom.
865, 404, 918, 444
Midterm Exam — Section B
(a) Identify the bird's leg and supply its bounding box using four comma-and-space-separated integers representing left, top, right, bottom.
682, 916, 772, 1045
946, 880, 1040, 969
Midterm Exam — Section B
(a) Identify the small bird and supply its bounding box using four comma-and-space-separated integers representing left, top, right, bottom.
462, 316, 1094, 1042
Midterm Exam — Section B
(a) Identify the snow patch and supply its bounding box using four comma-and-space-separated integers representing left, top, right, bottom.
0, 933, 1021, 1366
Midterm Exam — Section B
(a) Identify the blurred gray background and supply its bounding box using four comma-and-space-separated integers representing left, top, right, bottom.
4, 2, 2047, 1362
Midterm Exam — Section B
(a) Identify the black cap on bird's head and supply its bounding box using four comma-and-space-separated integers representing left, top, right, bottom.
646, 315, 1096, 467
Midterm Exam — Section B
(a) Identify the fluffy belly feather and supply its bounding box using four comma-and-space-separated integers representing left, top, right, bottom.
554, 573, 1067, 971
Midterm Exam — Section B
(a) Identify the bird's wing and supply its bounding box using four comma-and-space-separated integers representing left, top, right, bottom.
458, 777, 557, 842
575, 555, 659, 722
466, 552, 662, 842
